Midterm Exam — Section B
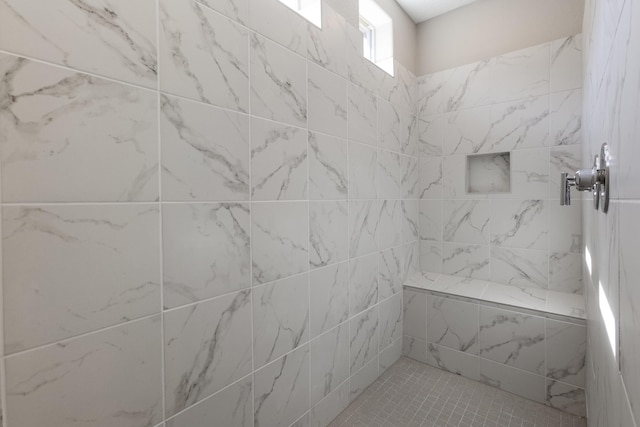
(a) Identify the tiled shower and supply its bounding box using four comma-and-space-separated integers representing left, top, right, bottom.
0, 0, 637, 427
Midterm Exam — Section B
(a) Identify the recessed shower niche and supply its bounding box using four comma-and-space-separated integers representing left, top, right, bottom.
466, 152, 511, 194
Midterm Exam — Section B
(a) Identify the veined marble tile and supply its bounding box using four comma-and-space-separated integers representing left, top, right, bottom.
546, 380, 586, 417
310, 262, 349, 338
491, 247, 549, 290
194, 0, 249, 25
402, 200, 419, 243
251, 117, 307, 201
3, 205, 160, 353
348, 200, 378, 258
159, 0, 248, 111
403, 290, 427, 340
164, 291, 252, 417
417, 71, 448, 116
254, 345, 310, 427
550, 34, 583, 93
346, 25, 381, 94
481, 282, 547, 312
498, 148, 549, 200
0, 55, 158, 202
443, 200, 490, 244
378, 99, 411, 154
442, 243, 490, 280
6, 316, 162, 427
550, 89, 582, 146
443, 106, 492, 155
467, 152, 511, 194
549, 145, 583, 202
0, 0, 157, 87
309, 380, 349, 427
309, 132, 347, 200
479, 359, 546, 404
427, 295, 479, 354
549, 252, 583, 294
349, 356, 379, 401
441, 60, 492, 111
307, 3, 347, 77
419, 200, 442, 241
420, 240, 443, 274
443, 155, 486, 200
429, 275, 490, 299
379, 246, 404, 300
379, 335, 403, 372
250, 33, 307, 127
310, 324, 349, 406
348, 142, 377, 199
162, 203, 250, 309
419, 114, 445, 157
253, 274, 310, 368
546, 320, 586, 387
404, 336, 428, 363
308, 64, 348, 138
550, 202, 582, 253
378, 62, 415, 114
379, 294, 402, 348
419, 157, 443, 199
492, 43, 550, 104
349, 307, 379, 373
248, 0, 306, 55
426, 343, 479, 381
348, 83, 377, 145
378, 200, 403, 250
251, 202, 308, 285
403, 242, 419, 283
491, 200, 548, 250
488, 95, 550, 152
545, 291, 586, 320
166, 375, 252, 427
160, 95, 250, 201
309, 201, 348, 268
479, 306, 545, 374
349, 253, 378, 316
403, 155, 419, 199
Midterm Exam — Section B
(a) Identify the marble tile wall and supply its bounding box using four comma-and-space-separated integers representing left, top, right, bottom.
0, 0, 418, 426
582, 0, 639, 425
416, 36, 585, 296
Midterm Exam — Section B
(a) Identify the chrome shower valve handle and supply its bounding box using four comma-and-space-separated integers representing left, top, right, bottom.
560, 143, 610, 213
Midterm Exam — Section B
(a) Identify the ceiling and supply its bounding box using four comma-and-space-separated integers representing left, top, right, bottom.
395, 0, 481, 23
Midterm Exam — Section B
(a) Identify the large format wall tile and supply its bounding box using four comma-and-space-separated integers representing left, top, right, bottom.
249, 0, 307, 56
164, 291, 252, 417
162, 203, 250, 309
427, 295, 479, 354
379, 293, 403, 348
0, 55, 158, 203
490, 246, 549, 289
310, 324, 349, 406
491, 200, 548, 250
308, 64, 348, 138
194, 0, 249, 25
488, 95, 550, 152
349, 200, 379, 258
442, 200, 490, 244
492, 43, 550, 104
349, 307, 379, 373
479, 358, 546, 404
348, 83, 377, 145
378, 200, 403, 250
5, 316, 162, 427
310, 262, 349, 338
550, 35, 582, 93
160, 95, 250, 201
310, 201, 348, 268
442, 243, 490, 279
379, 247, 404, 300
349, 142, 378, 199
159, 0, 249, 111
0, 0, 157, 87
349, 253, 379, 316
3, 205, 160, 353
307, 3, 347, 78
546, 319, 586, 388
309, 132, 348, 200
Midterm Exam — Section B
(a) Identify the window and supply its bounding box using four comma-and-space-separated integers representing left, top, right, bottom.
359, 0, 394, 76
278, 0, 322, 28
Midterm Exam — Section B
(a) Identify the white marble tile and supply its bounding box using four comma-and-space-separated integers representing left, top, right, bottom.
248, 0, 307, 55
443, 106, 492, 155
492, 43, 550, 104
160, 95, 250, 201
0, 0, 157, 87
403, 241, 420, 283
162, 203, 250, 309
253, 274, 310, 368
346, 26, 382, 94
491, 200, 548, 250
251, 202, 308, 285
308, 64, 348, 138
403, 155, 419, 199
250, 33, 307, 126
194, 0, 249, 24
349, 253, 378, 316
307, 4, 347, 77
546, 319, 587, 387
310, 262, 349, 338
5, 316, 162, 427
441, 60, 492, 111
550, 89, 583, 146
348, 142, 377, 199
420, 240, 443, 273
427, 295, 479, 354
0, 56, 158, 202
488, 95, 550, 152
164, 291, 252, 417
549, 145, 583, 202
310, 323, 349, 406
378, 150, 404, 199
378, 247, 404, 300
378, 62, 415, 113
549, 252, 583, 294
403, 336, 428, 363
309, 132, 347, 200
429, 275, 490, 299
545, 291, 586, 320
467, 152, 511, 194
550, 34, 583, 93
419, 158, 442, 201
251, 117, 307, 201
379, 336, 403, 373
442, 243, 490, 280
348, 200, 378, 258
481, 282, 547, 312
419, 200, 442, 241
3, 205, 160, 353
348, 83, 377, 145
403, 290, 427, 340
159, 0, 248, 111
309, 381, 349, 427
254, 345, 310, 427
417, 71, 448, 116
166, 375, 252, 427
349, 356, 379, 401
502, 148, 549, 200
479, 359, 546, 404
443, 200, 490, 244
378, 99, 411, 154
491, 246, 549, 290
426, 343, 480, 381
418, 114, 445, 157
479, 306, 545, 375
545, 380, 586, 417
443, 155, 484, 200
309, 201, 348, 268
402, 200, 419, 244
550, 202, 583, 253
349, 307, 379, 373
378, 200, 403, 250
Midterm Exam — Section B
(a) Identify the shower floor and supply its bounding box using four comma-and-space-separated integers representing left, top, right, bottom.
328, 357, 587, 427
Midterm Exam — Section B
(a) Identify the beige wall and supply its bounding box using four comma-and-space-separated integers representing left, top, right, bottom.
375, 0, 418, 74
416, 0, 584, 75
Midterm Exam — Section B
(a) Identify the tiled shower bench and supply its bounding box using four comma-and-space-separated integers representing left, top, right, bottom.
402, 272, 587, 417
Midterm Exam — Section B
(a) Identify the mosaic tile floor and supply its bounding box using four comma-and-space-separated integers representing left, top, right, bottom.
329, 357, 587, 427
